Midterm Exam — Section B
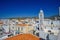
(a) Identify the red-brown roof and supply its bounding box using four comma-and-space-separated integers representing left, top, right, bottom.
17, 24, 29, 27
5, 34, 40, 40
0, 21, 3, 24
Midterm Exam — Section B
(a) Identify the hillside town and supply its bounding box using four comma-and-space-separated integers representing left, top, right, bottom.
0, 7, 60, 40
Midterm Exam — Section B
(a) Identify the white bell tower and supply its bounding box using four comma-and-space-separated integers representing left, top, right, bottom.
39, 10, 44, 31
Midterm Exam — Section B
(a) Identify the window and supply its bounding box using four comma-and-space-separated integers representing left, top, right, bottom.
12, 27, 14, 29
16, 22, 18, 24
21, 27, 23, 31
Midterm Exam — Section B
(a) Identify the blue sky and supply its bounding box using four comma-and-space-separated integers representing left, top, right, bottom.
0, 0, 60, 18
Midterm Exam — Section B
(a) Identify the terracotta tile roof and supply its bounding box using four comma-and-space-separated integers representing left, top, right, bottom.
0, 21, 3, 24
5, 34, 40, 40
17, 24, 29, 27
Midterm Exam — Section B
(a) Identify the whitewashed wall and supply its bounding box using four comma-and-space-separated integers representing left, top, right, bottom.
43, 20, 60, 27
53, 20, 60, 27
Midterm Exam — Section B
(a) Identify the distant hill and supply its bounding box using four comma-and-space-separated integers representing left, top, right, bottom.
49, 15, 60, 20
